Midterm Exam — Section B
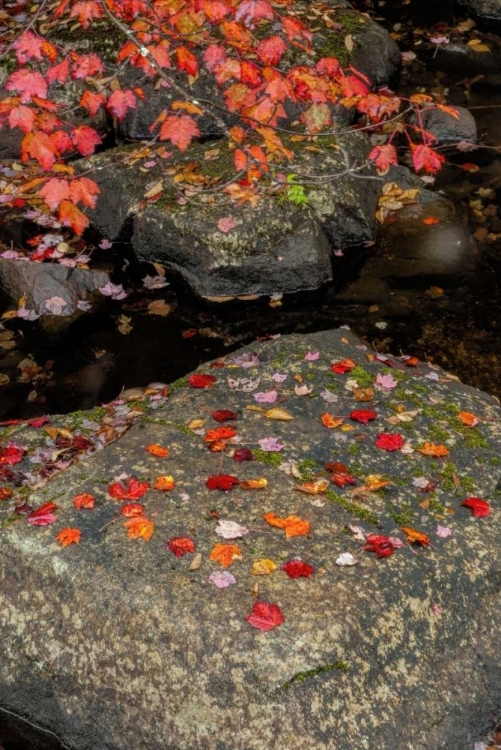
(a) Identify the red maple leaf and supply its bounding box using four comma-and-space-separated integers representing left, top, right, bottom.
5, 69, 48, 102
166, 536, 196, 557
108, 477, 149, 501
0, 444, 26, 466
13, 31, 45, 63
411, 144, 445, 174
27, 416, 51, 428
375, 433, 404, 451
21, 131, 59, 170
8, 104, 35, 133
71, 125, 102, 157
245, 601, 284, 631
159, 115, 200, 152
71, 53, 104, 79
256, 36, 287, 66
461, 497, 490, 518
212, 410, 238, 422
70, 0, 103, 28
281, 559, 314, 578
46, 58, 70, 85
120, 502, 145, 517
350, 409, 377, 424
206, 474, 240, 491
363, 534, 394, 558
369, 144, 398, 175
79, 89, 105, 115
106, 89, 137, 120
189, 373, 217, 388
233, 448, 254, 462
330, 472, 357, 488
331, 358, 356, 374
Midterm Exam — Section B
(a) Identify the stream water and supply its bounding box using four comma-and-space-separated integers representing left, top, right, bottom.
1, 1, 501, 748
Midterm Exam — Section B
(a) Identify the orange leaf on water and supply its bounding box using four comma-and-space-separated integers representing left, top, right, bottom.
56, 527, 81, 547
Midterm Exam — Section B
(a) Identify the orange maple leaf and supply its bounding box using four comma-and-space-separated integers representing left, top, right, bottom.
56, 527, 81, 547
263, 512, 310, 538
321, 413, 343, 429
146, 443, 170, 457
417, 442, 449, 457
153, 475, 176, 491
457, 411, 479, 428
209, 542, 242, 567
401, 526, 430, 547
73, 492, 95, 509
294, 479, 329, 495
240, 477, 268, 489
124, 517, 154, 541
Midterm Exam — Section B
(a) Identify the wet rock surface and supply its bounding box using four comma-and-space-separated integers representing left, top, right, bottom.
457, 0, 501, 19
1, 329, 501, 749
410, 104, 478, 143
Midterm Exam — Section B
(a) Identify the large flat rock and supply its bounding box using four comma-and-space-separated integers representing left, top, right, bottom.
1, 329, 501, 749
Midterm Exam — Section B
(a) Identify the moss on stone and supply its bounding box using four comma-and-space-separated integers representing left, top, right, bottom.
325, 489, 379, 526
253, 449, 283, 468
282, 661, 349, 690
389, 502, 415, 526
349, 367, 374, 388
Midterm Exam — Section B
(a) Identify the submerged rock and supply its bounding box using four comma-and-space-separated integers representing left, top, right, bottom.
1, 329, 501, 749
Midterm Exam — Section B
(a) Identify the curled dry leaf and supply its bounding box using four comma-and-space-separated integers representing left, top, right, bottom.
294, 479, 329, 494
252, 558, 277, 575
240, 478, 268, 490
27, 501, 57, 526
264, 408, 294, 421
56, 527, 81, 547
363, 534, 395, 558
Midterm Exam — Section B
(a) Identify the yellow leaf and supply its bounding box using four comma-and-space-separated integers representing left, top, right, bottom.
252, 558, 277, 575
264, 408, 293, 421
147, 300, 171, 316
240, 478, 268, 490
188, 419, 205, 429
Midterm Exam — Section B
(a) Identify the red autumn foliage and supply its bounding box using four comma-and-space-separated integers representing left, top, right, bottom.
120, 503, 145, 518
375, 433, 404, 451
73, 493, 96, 509
108, 477, 149, 500
27, 501, 58, 526
206, 474, 240, 491
212, 410, 238, 423
233, 448, 255, 462
0, 0, 449, 245
350, 409, 377, 424
166, 536, 196, 557
363, 534, 395, 559
245, 601, 284, 632
189, 374, 217, 389
0, 444, 26, 466
331, 359, 356, 374
281, 559, 314, 579
461, 497, 491, 518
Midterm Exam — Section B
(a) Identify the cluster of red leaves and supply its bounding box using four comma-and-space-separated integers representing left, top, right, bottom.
0, 0, 449, 236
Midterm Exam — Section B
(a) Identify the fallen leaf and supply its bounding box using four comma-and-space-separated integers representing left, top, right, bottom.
423, 217, 439, 225
27, 501, 57, 526
461, 496, 490, 517
167, 536, 195, 557
216, 520, 249, 538
124, 516, 154, 541
417, 442, 449, 457
264, 407, 294, 421
189, 552, 202, 570
331, 358, 356, 374
189, 373, 217, 388
350, 409, 377, 424
335, 552, 357, 566
263, 512, 310, 538
281, 559, 314, 578
73, 493, 95, 509
401, 526, 430, 546
252, 558, 277, 575
120, 503, 145, 517
56, 527, 81, 547
153, 475, 175, 491
209, 542, 242, 567
294, 479, 329, 494
245, 601, 284, 631
206, 474, 240, 491
321, 413, 343, 429
363, 534, 395, 558
209, 570, 237, 588
457, 411, 479, 428
204, 426, 237, 442
146, 443, 169, 457
375, 433, 404, 451
108, 478, 149, 500
240, 477, 268, 490
212, 410, 238, 422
